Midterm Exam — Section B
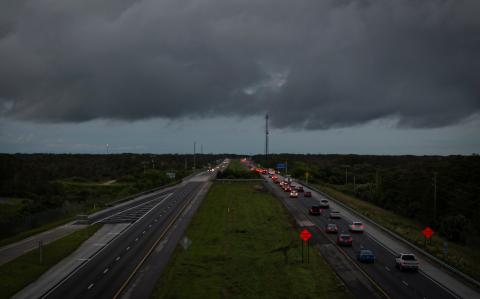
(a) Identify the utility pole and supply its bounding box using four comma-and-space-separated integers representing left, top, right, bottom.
354, 175, 356, 193
106, 144, 109, 154
265, 114, 269, 161
434, 174, 437, 219
185, 157, 187, 170
193, 141, 196, 169
201, 144, 203, 155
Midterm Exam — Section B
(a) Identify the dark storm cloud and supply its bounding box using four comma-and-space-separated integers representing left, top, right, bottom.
0, 0, 479, 129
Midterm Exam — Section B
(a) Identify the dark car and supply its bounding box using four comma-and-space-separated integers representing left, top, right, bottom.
296, 186, 304, 192
304, 191, 312, 197
337, 234, 353, 246
357, 250, 375, 263
309, 205, 322, 215
325, 223, 339, 234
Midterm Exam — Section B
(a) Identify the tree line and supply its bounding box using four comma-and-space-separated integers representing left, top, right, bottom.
255, 154, 480, 244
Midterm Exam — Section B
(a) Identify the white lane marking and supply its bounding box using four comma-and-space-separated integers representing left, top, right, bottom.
42, 193, 175, 298
92, 193, 172, 224
77, 258, 90, 261
385, 266, 390, 271
135, 238, 139, 242
402, 280, 409, 287
126, 246, 130, 251
115, 256, 121, 261
88, 283, 94, 290
103, 268, 109, 274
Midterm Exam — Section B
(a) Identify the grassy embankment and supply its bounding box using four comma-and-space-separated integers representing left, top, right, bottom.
314, 183, 480, 282
152, 180, 351, 298
0, 172, 184, 248
0, 224, 102, 299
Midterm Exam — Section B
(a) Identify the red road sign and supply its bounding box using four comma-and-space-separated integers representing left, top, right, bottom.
422, 226, 434, 238
300, 229, 312, 241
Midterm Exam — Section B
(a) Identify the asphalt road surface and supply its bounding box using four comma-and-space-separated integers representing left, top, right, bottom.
43, 180, 206, 299
264, 174, 458, 299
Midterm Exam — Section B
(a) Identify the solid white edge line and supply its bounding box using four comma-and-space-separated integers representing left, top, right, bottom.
41, 192, 173, 298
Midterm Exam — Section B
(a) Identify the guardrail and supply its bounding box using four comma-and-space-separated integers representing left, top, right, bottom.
297, 180, 480, 290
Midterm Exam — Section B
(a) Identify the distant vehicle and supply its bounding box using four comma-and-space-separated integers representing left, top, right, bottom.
325, 223, 338, 234
304, 191, 312, 197
290, 191, 299, 198
309, 205, 322, 215
349, 222, 365, 233
395, 254, 419, 271
318, 199, 329, 208
284, 186, 292, 192
329, 211, 341, 219
357, 250, 375, 263
337, 234, 353, 246
296, 186, 304, 192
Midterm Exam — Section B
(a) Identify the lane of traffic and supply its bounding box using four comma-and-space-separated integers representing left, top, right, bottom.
265, 174, 456, 299
44, 182, 203, 299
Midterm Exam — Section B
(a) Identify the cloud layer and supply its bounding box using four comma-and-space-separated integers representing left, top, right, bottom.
1, 0, 479, 129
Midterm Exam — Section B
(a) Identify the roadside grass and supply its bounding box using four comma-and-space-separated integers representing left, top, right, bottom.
0, 224, 102, 299
314, 183, 480, 282
152, 182, 351, 299
0, 217, 75, 248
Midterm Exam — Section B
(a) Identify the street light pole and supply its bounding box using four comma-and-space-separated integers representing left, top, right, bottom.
433, 172, 437, 220
193, 141, 196, 169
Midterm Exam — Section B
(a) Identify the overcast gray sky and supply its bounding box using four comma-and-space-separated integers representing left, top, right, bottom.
1, 0, 479, 154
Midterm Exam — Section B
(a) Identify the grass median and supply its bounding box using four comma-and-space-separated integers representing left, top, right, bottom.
0, 224, 102, 299
313, 183, 480, 282
152, 182, 351, 299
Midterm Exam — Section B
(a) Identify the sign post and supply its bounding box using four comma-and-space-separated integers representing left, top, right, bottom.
299, 229, 312, 264
38, 240, 43, 265
422, 226, 434, 247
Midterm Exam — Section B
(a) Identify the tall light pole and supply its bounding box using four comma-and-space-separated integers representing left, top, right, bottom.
345, 166, 349, 185
193, 141, 196, 169
265, 114, 269, 161
433, 172, 437, 220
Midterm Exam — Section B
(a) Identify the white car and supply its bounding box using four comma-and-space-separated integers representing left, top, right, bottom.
395, 253, 419, 271
349, 222, 365, 233
289, 191, 299, 198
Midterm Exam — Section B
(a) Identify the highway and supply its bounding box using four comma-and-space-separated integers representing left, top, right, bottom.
263, 173, 459, 299
41, 167, 221, 299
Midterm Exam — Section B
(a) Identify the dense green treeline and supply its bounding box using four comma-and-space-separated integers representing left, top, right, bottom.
255, 154, 480, 244
0, 153, 228, 240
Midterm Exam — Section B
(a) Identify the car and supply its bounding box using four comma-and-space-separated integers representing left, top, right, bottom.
309, 205, 322, 215
284, 186, 292, 192
304, 191, 312, 197
318, 199, 329, 208
329, 211, 341, 219
357, 250, 375, 263
349, 222, 365, 233
296, 186, 304, 192
290, 191, 299, 198
395, 253, 419, 271
337, 234, 353, 246
325, 223, 338, 234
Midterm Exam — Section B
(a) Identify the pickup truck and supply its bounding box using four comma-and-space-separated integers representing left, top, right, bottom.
395, 253, 419, 271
